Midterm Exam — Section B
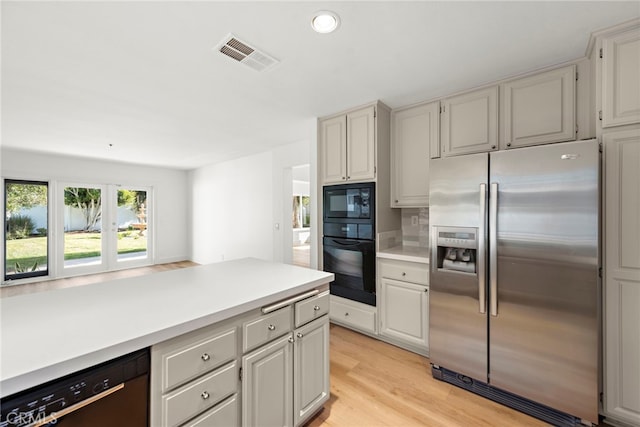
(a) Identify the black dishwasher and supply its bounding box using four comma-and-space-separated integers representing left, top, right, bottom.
0, 348, 149, 427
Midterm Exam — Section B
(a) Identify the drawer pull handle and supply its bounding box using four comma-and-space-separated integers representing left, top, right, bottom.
201, 391, 210, 400
297, 332, 304, 339
201, 353, 210, 361
268, 324, 276, 331
313, 305, 321, 311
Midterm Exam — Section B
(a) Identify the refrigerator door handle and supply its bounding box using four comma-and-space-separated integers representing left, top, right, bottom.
478, 183, 487, 314
489, 182, 498, 317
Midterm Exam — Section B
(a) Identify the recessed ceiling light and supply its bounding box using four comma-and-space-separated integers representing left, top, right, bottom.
311, 11, 340, 34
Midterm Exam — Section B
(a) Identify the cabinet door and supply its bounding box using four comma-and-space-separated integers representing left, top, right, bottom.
501, 65, 576, 149
391, 102, 438, 207
603, 129, 640, 426
320, 115, 347, 184
380, 277, 429, 350
242, 334, 293, 427
346, 106, 376, 182
602, 25, 640, 128
293, 317, 330, 426
441, 86, 498, 157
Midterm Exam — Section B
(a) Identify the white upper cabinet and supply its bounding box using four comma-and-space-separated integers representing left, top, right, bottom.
346, 106, 376, 182
441, 86, 499, 157
602, 23, 640, 128
320, 105, 376, 185
390, 101, 439, 207
319, 115, 347, 184
500, 65, 576, 149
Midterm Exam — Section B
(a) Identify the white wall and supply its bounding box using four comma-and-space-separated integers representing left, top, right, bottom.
189, 124, 316, 267
1, 148, 190, 265
190, 150, 274, 264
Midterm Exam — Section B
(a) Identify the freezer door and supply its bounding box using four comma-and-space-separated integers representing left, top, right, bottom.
429, 153, 489, 380
488, 140, 600, 423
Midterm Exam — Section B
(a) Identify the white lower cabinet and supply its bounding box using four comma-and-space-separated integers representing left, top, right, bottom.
603, 129, 640, 426
242, 334, 293, 427
293, 317, 330, 425
163, 362, 237, 427
185, 395, 238, 427
244, 292, 330, 427
378, 259, 429, 356
329, 294, 377, 334
151, 287, 329, 427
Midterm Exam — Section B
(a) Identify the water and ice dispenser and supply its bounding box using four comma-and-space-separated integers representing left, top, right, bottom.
433, 226, 478, 274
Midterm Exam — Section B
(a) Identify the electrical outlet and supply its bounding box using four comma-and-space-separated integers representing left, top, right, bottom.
411, 216, 419, 226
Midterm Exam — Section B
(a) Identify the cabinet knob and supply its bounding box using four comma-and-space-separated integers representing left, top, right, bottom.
507, 143, 512, 147
345, 312, 349, 317
395, 200, 399, 203
288, 336, 294, 343
491, 145, 496, 149
313, 305, 321, 311
201, 353, 210, 361
201, 391, 210, 400
342, 176, 346, 180
347, 176, 350, 180
402, 272, 406, 276
297, 332, 304, 339
425, 288, 429, 293
268, 324, 276, 331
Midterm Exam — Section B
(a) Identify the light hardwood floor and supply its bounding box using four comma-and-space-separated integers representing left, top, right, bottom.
293, 244, 311, 268
308, 324, 555, 427
0, 261, 198, 298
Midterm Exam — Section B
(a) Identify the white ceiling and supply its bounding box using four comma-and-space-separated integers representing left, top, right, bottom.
2, 1, 639, 170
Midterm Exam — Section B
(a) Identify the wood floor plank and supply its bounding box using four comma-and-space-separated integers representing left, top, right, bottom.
0, 261, 198, 298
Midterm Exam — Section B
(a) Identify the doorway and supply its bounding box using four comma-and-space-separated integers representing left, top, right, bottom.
291, 165, 311, 268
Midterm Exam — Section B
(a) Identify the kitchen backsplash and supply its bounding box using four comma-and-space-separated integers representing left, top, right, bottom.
401, 208, 429, 248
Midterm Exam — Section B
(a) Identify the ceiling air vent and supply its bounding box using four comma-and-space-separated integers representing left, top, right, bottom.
215, 34, 279, 72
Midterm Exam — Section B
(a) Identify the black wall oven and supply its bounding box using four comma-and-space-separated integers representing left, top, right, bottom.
322, 183, 376, 306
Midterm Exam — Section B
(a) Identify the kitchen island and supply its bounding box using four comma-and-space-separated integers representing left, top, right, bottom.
0, 258, 333, 405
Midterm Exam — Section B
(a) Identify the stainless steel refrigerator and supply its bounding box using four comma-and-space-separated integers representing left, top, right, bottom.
429, 139, 600, 426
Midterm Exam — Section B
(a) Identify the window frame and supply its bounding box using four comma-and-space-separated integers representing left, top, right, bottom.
4, 179, 50, 281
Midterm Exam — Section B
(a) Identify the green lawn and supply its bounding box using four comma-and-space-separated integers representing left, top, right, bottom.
6, 231, 147, 272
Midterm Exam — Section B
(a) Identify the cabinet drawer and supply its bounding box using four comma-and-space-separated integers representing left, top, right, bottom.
162, 328, 237, 392
379, 259, 428, 285
243, 306, 292, 352
183, 394, 238, 427
163, 362, 237, 427
330, 298, 376, 334
295, 291, 330, 327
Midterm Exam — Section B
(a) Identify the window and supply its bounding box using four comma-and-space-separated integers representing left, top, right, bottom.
59, 183, 152, 275
63, 185, 103, 269
2, 179, 152, 284
4, 180, 49, 280
116, 188, 148, 264
292, 195, 310, 229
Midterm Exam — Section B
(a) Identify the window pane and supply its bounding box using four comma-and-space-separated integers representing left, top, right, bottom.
117, 189, 147, 262
5, 180, 48, 280
64, 186, 102, 268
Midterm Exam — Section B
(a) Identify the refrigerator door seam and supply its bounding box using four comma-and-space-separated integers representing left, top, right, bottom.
489, 182, 499, 317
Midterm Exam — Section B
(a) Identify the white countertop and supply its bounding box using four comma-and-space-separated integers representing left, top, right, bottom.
0, 258, 333, 397
377, 245, 430, 264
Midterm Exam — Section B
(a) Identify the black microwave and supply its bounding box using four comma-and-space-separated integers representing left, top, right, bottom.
323, 182, 375, 222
